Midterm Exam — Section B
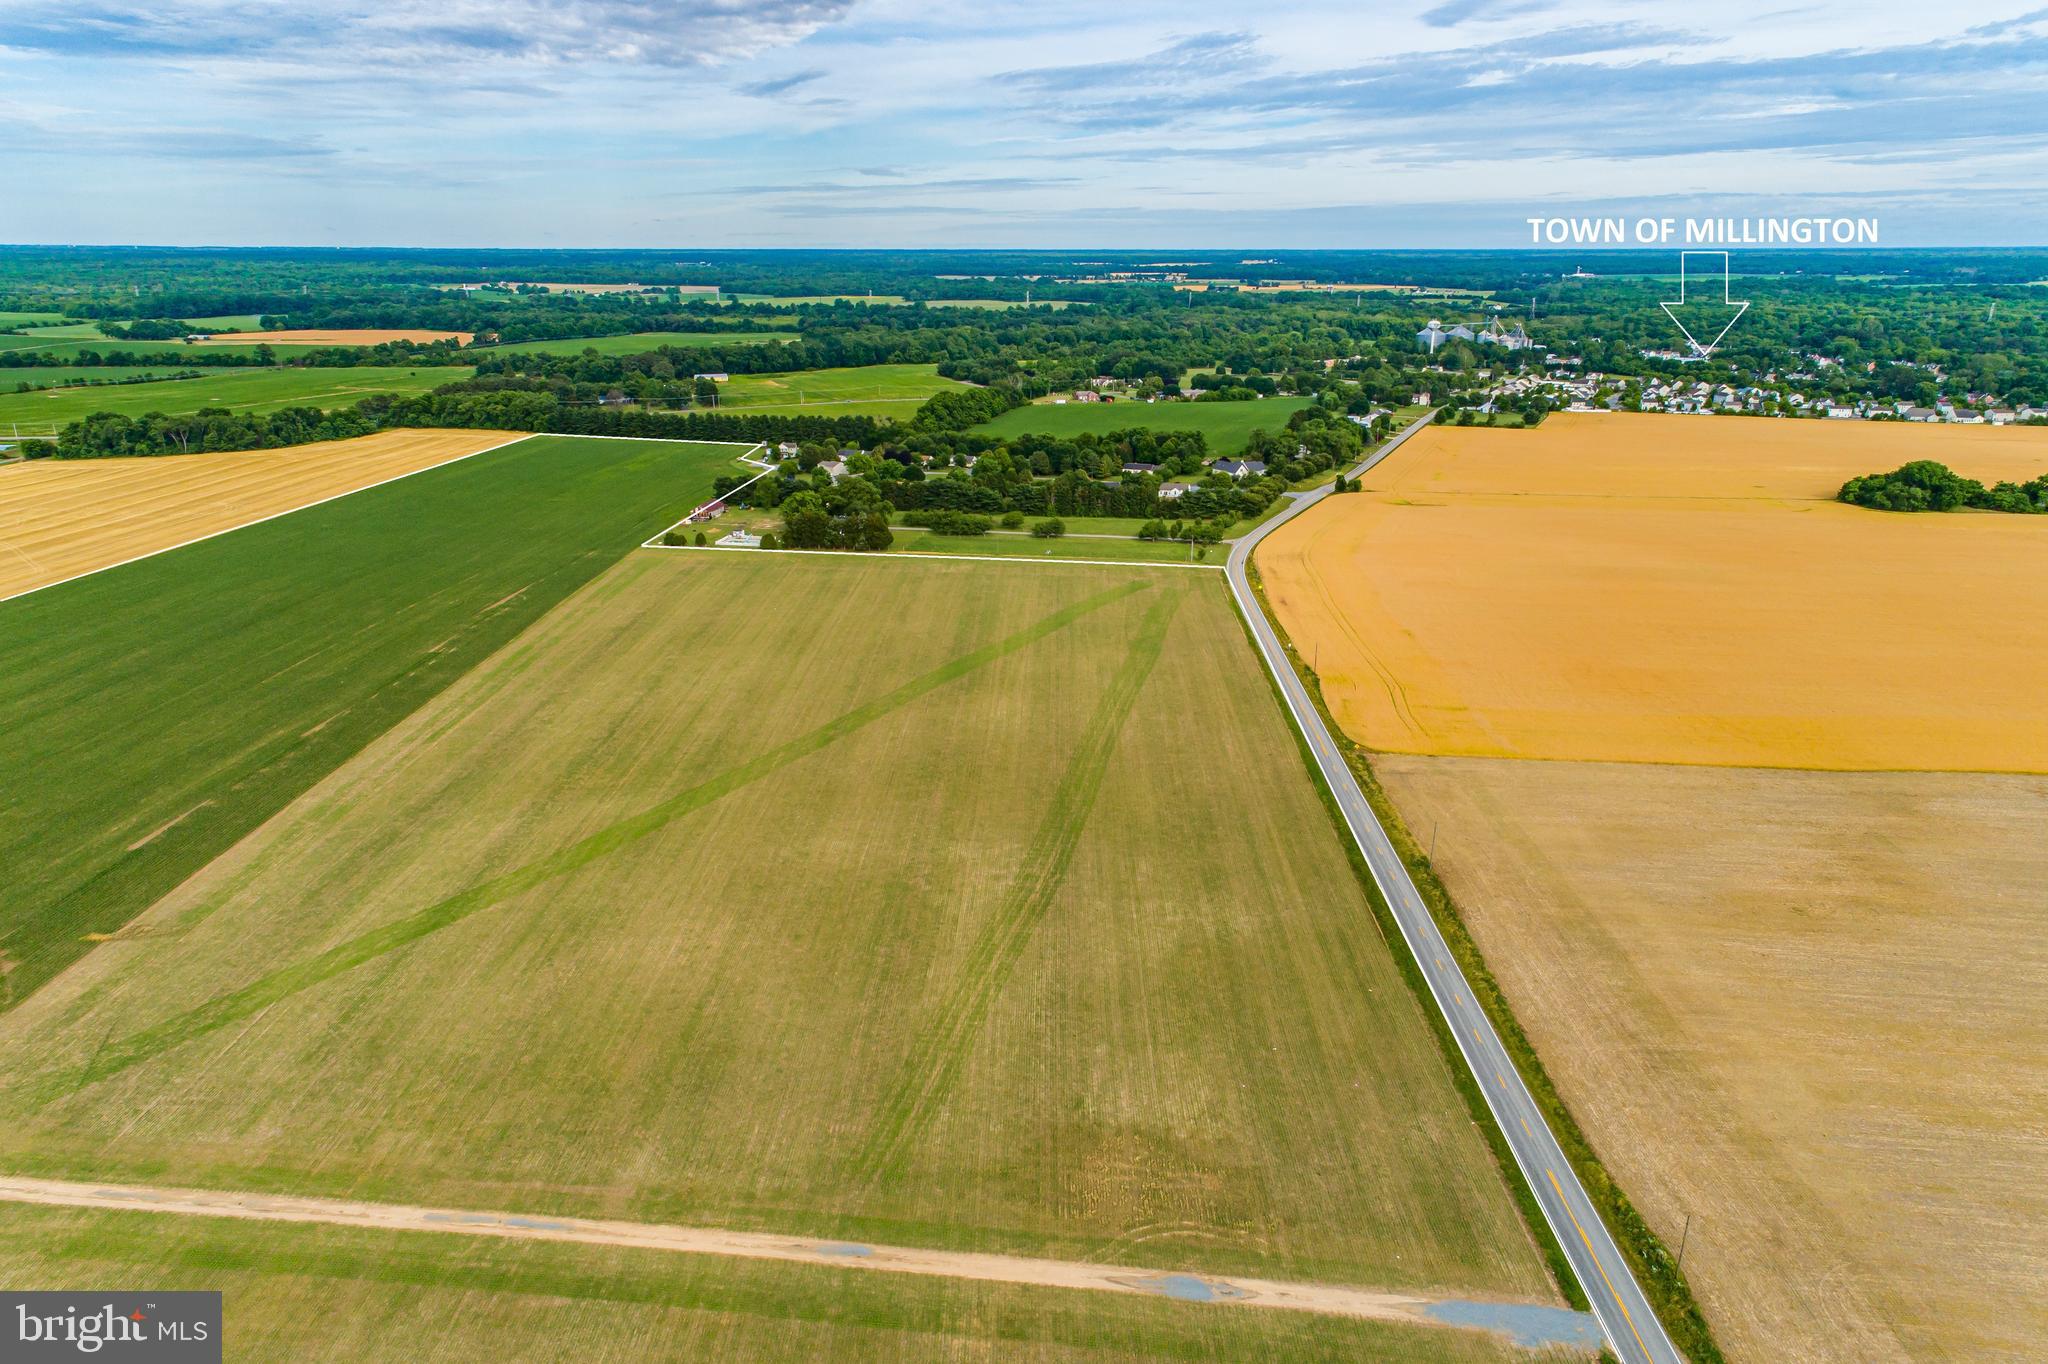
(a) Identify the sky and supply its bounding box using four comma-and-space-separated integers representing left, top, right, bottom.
2, 0, 2044, 249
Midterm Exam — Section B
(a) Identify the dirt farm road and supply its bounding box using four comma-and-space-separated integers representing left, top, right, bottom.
0, 1175, 1599, 1352
1229, 412, 1684, 1364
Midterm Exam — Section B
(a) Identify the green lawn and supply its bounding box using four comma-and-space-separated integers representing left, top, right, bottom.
974, 397, 1314, 456
889, 529, 1225, 565
477, 330, 798, 357
0, 434, 748, 1003
0, 311, 70, 329
0, 366, 473, 435
0, 552, 1553, 1304
0, 1205, 1534, 1364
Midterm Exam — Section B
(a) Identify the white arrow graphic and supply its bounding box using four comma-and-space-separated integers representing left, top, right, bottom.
1660, 250, 1748, 357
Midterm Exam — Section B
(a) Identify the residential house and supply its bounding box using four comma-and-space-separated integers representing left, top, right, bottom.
1158, 481, 1199, 500
1120, 462, 1160, 474
1212, 459, 1267, 480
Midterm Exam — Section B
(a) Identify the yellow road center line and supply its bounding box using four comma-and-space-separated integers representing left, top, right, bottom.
1546, 1168, 1649, 1359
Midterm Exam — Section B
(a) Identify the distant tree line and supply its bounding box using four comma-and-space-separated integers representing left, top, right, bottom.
47, 389, 883, 459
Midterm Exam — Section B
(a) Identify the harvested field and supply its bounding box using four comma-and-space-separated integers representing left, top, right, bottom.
1374, 754, 2048, 1363
1258, 413, 2048, 771
1250, 411, 2048, 1360
0, 554, 1555, 1307
194, 328, 472, 347
0, 428, 521, 599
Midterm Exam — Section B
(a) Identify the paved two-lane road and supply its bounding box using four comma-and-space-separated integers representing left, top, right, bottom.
1225, 413, 1686, 1364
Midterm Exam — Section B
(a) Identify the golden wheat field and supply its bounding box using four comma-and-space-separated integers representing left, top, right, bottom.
1257, 413, 2048, 772
194, 328, 474, 346
0, 429, 525, 598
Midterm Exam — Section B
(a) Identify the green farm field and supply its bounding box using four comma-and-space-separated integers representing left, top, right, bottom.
974, 397, 1315, 456
711, 362, 970, 418
0, 365, 473, 435
0, 434, 749, 1003
0, 1205, 1536, 1364
0, 552, 1552, 1305
477, 330, 798, 357
0, 311, 70, 329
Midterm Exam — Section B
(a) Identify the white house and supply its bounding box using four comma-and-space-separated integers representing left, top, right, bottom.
1158, 481, 1199, 500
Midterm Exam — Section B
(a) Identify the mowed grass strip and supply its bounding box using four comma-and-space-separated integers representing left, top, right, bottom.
0, 434, 745, 1004
0, 1205, 1535, 1364
0, 365, 473, 435
973, 397, 1315, 457
0, 554, 1550, 1301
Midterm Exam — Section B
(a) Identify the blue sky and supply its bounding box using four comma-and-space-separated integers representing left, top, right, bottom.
2, 1, 2044, 248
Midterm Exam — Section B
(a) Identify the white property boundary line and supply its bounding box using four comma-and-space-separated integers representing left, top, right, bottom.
641, 543, 1224, 572
0, 433, 762, 608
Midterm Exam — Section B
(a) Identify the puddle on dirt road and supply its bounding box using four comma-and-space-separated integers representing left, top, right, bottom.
1125, 1273, 1251, 1304
1423, 1299, 1605, 1351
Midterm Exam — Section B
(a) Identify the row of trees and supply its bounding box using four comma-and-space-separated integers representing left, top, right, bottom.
45, 388, 884, 459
